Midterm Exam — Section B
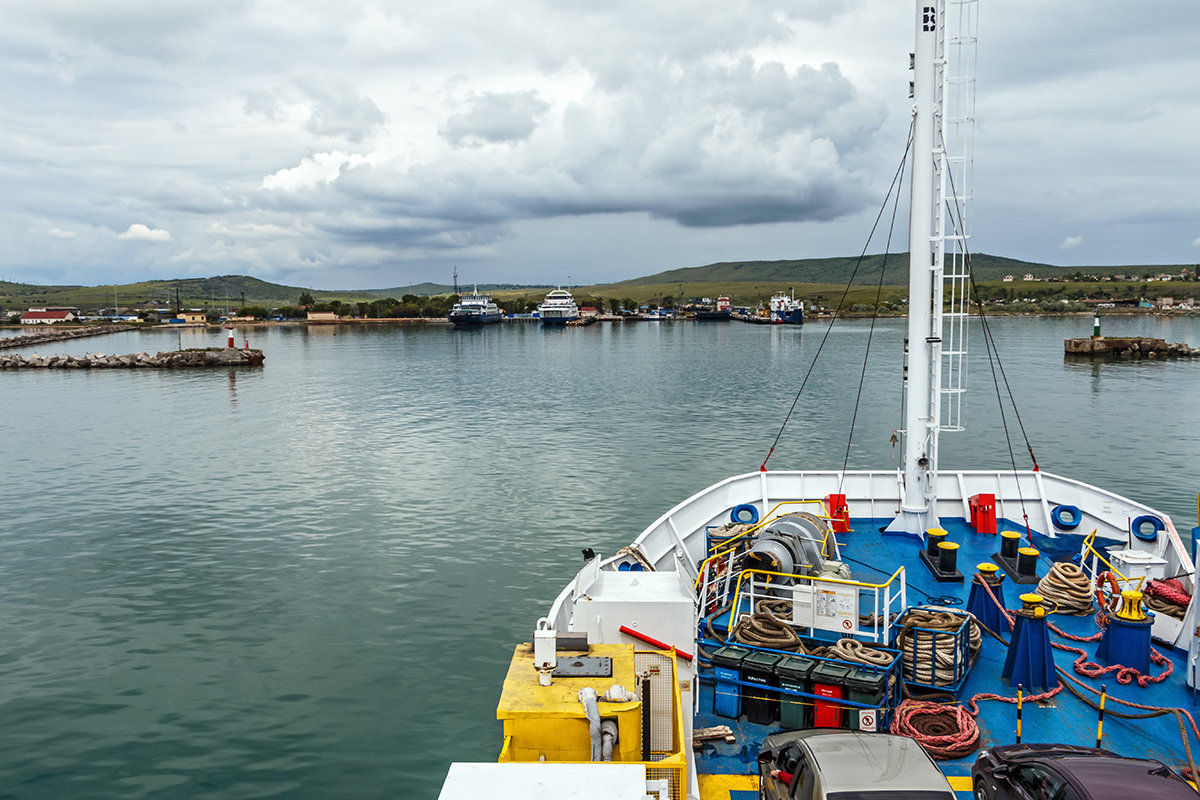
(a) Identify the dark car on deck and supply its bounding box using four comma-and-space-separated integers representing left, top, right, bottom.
758, 729, 955, 800
972, 743, 1198, 800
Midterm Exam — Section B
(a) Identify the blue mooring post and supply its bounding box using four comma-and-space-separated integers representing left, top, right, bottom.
1002, 594, 1056, 691
967, 563, 1007, 632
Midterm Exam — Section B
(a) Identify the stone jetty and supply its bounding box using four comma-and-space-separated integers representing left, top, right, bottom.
0, 347, 265, 369
0, 324, 136, 349
1064, 336, 1200, 359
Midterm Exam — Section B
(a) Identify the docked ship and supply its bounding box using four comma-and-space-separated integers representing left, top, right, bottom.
438, 4, 1200, 800
695, 296, 732, 321
769, 290, 804, 324
538, 289, 580, 326
447, 287, 502, 327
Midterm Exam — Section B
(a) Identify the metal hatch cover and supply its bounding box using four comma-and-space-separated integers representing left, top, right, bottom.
553, 656, 612, 677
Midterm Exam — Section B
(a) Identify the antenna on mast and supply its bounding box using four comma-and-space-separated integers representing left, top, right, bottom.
453, 267, 459, 296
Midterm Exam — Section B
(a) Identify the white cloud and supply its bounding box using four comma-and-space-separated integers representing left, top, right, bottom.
117, 224, 172, 242
1192, 236, 1200, 247
1060, 236, 1083, 250
46, 228, 77, 239
261, 152, 373, 191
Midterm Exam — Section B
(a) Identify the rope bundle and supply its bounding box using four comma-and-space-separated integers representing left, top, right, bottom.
889, 700, 980, 759
1145, 578, 1192, 620
731, 599, 806, 652
1035, 561, 1094, 615
825, 638, 895, 667
894, 609, 982, 687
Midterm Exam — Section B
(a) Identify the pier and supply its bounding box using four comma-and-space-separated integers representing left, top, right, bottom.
0, 324, 136, 349
0, 347, 265, 369
1064, 336, 1199, 358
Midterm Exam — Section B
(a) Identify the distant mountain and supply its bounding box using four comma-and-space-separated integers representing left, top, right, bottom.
1, 256, 1191, 311
589, 253, 1149, 289
362, 282, 551, 297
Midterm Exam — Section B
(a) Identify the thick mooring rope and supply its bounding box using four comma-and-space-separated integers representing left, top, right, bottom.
1145, 578, 1192, 620
1035, 562, 1094, 615
825, 638, 894, 667
894, 609, 982, 687
890, 700, 980, 759
731, 599, 806, 652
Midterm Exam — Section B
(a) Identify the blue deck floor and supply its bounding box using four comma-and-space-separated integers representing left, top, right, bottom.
695, 516, 1198, 781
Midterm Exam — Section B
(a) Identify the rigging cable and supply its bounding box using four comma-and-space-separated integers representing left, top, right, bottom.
759, 120, 916, 472
838, 147, 907, 491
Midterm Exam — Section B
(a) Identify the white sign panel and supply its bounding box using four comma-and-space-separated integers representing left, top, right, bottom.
858, 709, 877, 732
812, 585, 858, 635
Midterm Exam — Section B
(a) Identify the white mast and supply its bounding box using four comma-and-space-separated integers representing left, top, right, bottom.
890, 0, 947, 538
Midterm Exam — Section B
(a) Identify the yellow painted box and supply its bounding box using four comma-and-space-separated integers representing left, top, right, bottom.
497, 643, 642, 763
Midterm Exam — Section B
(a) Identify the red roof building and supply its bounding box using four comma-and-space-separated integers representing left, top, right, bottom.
20, 310, 76, 324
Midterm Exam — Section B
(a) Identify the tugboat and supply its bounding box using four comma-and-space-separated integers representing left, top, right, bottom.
768, 289, 804, 324
538, 289, 580, 326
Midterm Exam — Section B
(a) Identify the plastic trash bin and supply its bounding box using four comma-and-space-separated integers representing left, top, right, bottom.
709, 645, 751, 718
741, 651, 784, 724
845, 667, 889, 731
775, 655, 817, 730
809, 661, 852, 729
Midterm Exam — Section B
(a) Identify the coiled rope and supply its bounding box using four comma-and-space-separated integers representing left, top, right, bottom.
1035, 562, 1094, 615
890, 700, 980, 759
825, 638, 894, 667
894, 608, 982, 687
1145, 578, 1192, 620
731, 599, 807, 652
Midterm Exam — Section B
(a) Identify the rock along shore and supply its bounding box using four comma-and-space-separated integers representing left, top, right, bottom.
0, 324, 136, 349
0, 347, 265, 369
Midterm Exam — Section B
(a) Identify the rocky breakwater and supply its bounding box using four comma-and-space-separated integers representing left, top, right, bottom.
1064, 336, 1200, 359
0, 347, 265, 369
0, 324, 136, 349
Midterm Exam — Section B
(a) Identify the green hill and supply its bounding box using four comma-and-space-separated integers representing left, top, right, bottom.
1, 255, 1193, 312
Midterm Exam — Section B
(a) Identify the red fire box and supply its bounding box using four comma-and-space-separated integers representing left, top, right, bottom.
969, 493, 997, 534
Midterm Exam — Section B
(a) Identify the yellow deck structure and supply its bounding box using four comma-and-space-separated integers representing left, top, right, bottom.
497, 643, 644, 763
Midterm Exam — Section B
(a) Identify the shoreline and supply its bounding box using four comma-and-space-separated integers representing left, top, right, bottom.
1, 307, 1196, 336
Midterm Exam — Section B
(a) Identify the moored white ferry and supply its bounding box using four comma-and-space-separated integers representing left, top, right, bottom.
539, 289, 580, 326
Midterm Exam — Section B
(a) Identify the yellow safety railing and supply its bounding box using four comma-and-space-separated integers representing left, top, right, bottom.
1081, 528, 1146, 590
694, 500, 837, 592
729, 566, 907, 644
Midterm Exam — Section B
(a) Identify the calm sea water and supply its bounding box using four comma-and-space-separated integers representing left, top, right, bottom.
2, 315, 1197, 798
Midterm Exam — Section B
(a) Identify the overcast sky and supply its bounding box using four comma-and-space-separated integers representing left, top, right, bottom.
4, 1, 1199, 290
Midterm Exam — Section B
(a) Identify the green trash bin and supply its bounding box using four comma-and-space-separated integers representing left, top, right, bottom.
809, 661, 852, 728
775, 655, 817, 730
845, 667, 889, 731
741, 650, 783, 724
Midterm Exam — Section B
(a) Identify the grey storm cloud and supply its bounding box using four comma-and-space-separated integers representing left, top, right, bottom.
2, 0, 1199, 288
440, 91, 550, 146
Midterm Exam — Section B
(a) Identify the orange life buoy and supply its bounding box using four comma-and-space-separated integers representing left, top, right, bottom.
1095, 570, 1120, 613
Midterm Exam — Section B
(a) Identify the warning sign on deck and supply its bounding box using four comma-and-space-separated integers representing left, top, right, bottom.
813, 585, 858, 635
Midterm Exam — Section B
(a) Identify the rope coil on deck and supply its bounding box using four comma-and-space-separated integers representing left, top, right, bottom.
894, 609, 982, 687
731, 599, 806, 652
1144, 578, 1192, 620
890, 700, 980, 760
1035, 562, 1095, 615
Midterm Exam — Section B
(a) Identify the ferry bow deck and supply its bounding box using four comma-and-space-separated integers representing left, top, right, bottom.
691, 514, 1198, 799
